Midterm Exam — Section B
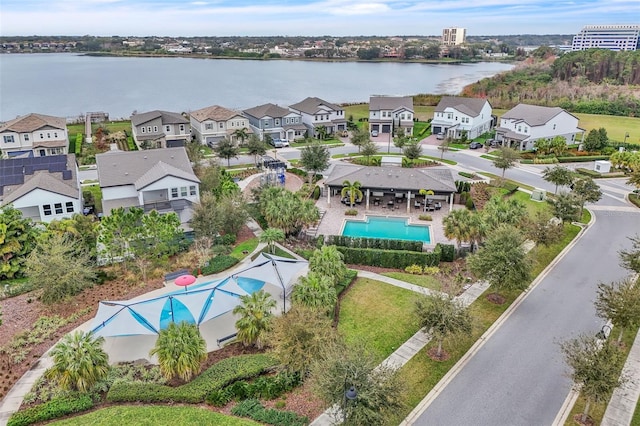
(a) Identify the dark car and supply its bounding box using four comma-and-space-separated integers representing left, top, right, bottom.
469, 142, 483, 149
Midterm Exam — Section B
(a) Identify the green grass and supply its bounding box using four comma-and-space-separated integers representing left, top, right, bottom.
479, 172, 535, 191
50, 405, 259, 425
338, 278, 420, 363
509, 190, 550, 217
580, 208, 592, 224
529, 222, 581, 277
420, 155, 457, 165
229, 237, 259, 260
290, 138, 343, 147
572, 112, 640, 144
632, 398, 640, 426
380, 272, 442, 291
82, 184, 103, 214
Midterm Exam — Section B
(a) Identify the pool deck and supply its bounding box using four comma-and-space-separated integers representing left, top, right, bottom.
314, 194, 462, 248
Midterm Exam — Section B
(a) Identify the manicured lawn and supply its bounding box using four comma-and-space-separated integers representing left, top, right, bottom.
509, 189, 550, 217
632, 398, 640, 426
82, 184, 103, 213
572, 113, 640, 144
478, 172, 535, 191
338, 278, 420, 363
229, 237, 259, 260
51, 405, 259, 425
420, 155, 457, 165
381, 272, 442, 291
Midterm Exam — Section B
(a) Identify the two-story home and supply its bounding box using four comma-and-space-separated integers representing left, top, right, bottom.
0, 154, 82, 222
130, 110, 190, 149
0, 113, 68, 158
96, 147, 200, 229
369, 96, 414, 137
289, 97, 347, 138
243, 103, 306, 142
190, 105, 252, 147
495, 104, 584, 151
431, 96, 493, 140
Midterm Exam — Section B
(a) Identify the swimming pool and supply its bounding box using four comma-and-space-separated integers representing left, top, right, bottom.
342, 216, 431, 244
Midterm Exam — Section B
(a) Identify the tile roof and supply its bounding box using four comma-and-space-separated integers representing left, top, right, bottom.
289, 97, 342, 114
244, 103, 291, 119
190, 105, 242, 122
96, 147, 199, 188
0, 113, 66, 133
435, 96, 490, 117
500, 104, 566, 126
369, 96, 414, 112
131, 110, 188, 126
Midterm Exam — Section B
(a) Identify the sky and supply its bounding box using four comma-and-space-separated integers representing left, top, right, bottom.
1, 0, 639, 37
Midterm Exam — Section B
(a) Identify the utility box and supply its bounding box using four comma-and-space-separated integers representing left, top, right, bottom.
530, 188, 546, 202
594, 160, 611, 173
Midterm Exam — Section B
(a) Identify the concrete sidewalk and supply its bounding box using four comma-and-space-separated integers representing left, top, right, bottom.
602, 328, 640, 426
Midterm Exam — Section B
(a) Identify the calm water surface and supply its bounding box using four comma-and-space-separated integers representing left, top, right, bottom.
0, 54, 513, 121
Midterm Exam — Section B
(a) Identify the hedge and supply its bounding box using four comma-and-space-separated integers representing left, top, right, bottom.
557, 155, 609, 163
106, 354, 277, 404
231, 399, 308, 426
435, 243, 455, 262
200, 255, 239, 275
458, 171, 477, 179
8, 394, 94, 426
324, 235, 423, 252
575, 167, 601, 178
75, 133, 82, 155
206, 371, 301, 406
336, 246, 440, 269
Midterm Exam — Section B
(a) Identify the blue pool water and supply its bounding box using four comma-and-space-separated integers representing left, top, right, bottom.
342, 216, 431, 243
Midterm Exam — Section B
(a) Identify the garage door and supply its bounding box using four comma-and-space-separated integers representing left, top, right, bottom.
433, 126, 442, 134
382, 125, 391, 133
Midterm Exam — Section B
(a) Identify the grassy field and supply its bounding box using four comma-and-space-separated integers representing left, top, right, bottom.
51, 405, 260, 425
380, 272, 442, 291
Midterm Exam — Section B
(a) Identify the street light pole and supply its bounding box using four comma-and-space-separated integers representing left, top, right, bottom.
624, 132, 629, 144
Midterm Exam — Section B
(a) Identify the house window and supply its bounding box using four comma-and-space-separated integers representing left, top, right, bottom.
54, 132, 58, 138
205, 123, 213, 130
3, 135, 15, 143
54, 203, 63, 214
141, 127, 146, 133
153, 126, 158, 132
189, 185, 196, 196
179, 124, 185, 132
553, 124, 556, 130
43, 204, 52, 216
47, 133, 51, 138
50, 147, 64, 155
180, 187, 188, 197
275, 119, 280, 126
65, 202, 74, 213
165, 125, 171, 132
40, 133, 44, 139
219, 123, 224, 129
285, 118, 289, 124
147, 126, 152, 133
171, 188, 178, 198
23, 134, 29, 141
517, 126, 522, 132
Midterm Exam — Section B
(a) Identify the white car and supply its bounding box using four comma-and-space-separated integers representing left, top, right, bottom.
436, 133, 445, 140
371, 130, 379, 137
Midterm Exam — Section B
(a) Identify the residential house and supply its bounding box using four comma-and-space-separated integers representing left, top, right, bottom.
368, 96, 414, 137
0, 113, 68, 158
0, 154, 82, 222
244, 103, 306, 142
96, 147, 200, 229
190, 105, 251, 147
431, 96, 493, 140
495, 104, 584, 151
131, 110, 190, 149
289, 96, 347, 137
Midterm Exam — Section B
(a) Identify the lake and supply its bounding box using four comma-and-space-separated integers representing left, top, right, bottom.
0, 54, 513, 122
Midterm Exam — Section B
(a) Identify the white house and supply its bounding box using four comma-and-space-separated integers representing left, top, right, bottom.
130, 110, 190, 149
430, 96, 493, 140
0, 154, 82, 223
368, 96, 414, 137
189, 105, 252, 147
96, 147, 200, 229
495, 104, 584, 151
289, 97, 347, 138
0, 113, 68, 158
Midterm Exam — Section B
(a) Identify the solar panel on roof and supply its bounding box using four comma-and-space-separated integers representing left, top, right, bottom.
62, 170, 72, 180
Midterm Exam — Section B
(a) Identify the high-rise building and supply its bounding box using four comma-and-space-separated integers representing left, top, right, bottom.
572, 24, 640, 51
442, 27, 466, 46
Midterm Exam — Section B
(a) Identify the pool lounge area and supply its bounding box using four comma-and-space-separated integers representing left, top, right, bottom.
342, 215, 431, 244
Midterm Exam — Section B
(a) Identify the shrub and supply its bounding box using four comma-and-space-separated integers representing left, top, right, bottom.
312, 186, 321, 200
336, 247, 439, 269
465, 197, 475, 210
435, 243, 455, 262
336, 269, 358, 295
231, 399, 308, 426
501, 182, 519, 194
557, 155, 609, 163
8, 394, 94, 426
418, 214, 432, 221
405, 264, 423, 274
345, 209, 358, 216
210, 371, 302, 404
458, 171, 477, 179
75, 133, 82, 155
324, 235, 423, 252
575, 168, 602, 178
423, 266, 440, 275
205, 388, 233, 407
200, 255, 238, 275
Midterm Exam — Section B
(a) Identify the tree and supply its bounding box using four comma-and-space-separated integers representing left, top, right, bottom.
0, 206, 39, 279
246, 134, 267, 165
481, 196, 526, 230
260, 228, 285, 254
191, 192, 220, 239
350, 128, 369, 152
132, 210, 183, 262
190, 236, 212, 275
492, 147, 520, 179
414, 293, 472, 359
300, 142, 330, 184
542, 165, 574, 194
360, 139, 378, 165
292, 272, 337, 315
261, 188, 319, 236
309, 245, 347, 287
341, 180, 363, 207
594, 278, 640, 343
584, 128, 608, 152
310, 340, 404, 425
619, 234, 640, 273
560, 335, 626, 424
442, 208, 474, 248
184, 139, 204, 173
550, 191, 582, 222
571, 177, 602, 217
197, 163, 237, 196
627, 170, 640, 190
233, 290, 276, 349
149, 321, 206, 382
402, 141, 422, 161
267, 305, 337, 376
213, 137, 239, 166
419, 189, 434, 208
522, 210, 564, 246
97, 206, 143, 268
315, 125, 328, 140
46, 331, 109, 392
191, 191, 248, 239
467, 225, 532, 300
26, 234, 96, 304
232, 127, 250, 145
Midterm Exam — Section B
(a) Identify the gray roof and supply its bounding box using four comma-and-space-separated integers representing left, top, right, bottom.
325, 164, 456, 193
289, 97, 342, 114
369, 96, 414, 112
244, 103, 292, 119
435, 96, 490, 117
131, 110, 188, 126
0, 113, 66, 133
96, 147, 199, 188
500, 104, 569, 126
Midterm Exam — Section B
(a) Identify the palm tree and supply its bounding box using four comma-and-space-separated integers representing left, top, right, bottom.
233, 290, 276, 349
309, 245, 347, 286
315, 125, 328, 140
341, 180, 363, 207
260, 228, 285, 254
292, 272, 337, 315
149, 321, 206, 382
443, 208, 474, 249
233, 127, 249, 146
46, 331, 110, 392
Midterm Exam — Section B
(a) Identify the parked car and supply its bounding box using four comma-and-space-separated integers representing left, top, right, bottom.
487, 139, 498, 147
469, 142, 483, 149
371, 130, 379, 137
340, 130, 349, 137
269, 138, 289, 148
436, 132, 445, 140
